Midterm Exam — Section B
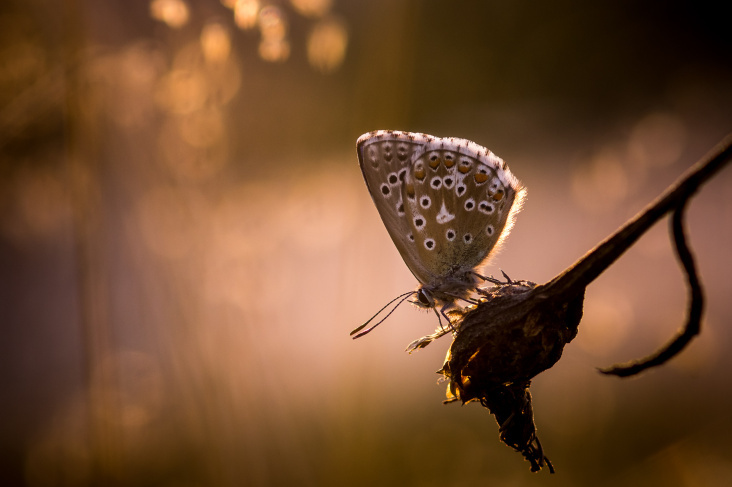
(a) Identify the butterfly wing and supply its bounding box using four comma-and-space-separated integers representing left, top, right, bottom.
400, 137, 525, 280
357, 131, 438, 285
357, 131, 525, 286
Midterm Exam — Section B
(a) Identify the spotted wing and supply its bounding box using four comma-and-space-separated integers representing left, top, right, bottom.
358, 130, 525, 286
357, 131, 437, 285
399, 136, 525, 282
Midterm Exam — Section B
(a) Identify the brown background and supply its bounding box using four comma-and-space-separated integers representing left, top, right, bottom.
2, 0, 732, 485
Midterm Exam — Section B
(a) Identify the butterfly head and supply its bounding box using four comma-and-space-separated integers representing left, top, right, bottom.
414, 287, 435, 309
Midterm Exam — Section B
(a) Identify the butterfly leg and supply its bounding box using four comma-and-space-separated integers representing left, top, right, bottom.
438, 302, 464, 332
474, 270, 514, 286
433, 307, 447, 332
500, 269, 513, 284
442, 291, 479, 307
473, 271, 504, 285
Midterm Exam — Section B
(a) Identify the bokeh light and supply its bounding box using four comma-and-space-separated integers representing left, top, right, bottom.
2, 1, 732, 486
149, 0, 190, 29
257, 5, 290, 62
307, 16, 348, 73
233, 0, 260, 29
628, 112, 687, 169
201, 22, 232, 64
572, 145, 630, 213
290, 0, 333, 18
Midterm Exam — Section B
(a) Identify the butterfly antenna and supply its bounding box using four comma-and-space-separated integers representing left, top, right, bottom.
351, 291, 416, 339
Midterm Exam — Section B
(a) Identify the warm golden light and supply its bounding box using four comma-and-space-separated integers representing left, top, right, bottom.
201, 22, 232, 64
170, 42, 241, 105
571, 147, 629, 212
8, 3, 732, 485
177, 106, 225, 148
575, 291, 634, 356
158, 118, 229, 181
290, 0, 333, 17
233, 0, 260, 29
259, 38, 290, 62
155, 68, 208, 114
149, 0, 190, 28
628, 112, 687, 168
258, 5, 287, 41
307, 16, 348, 73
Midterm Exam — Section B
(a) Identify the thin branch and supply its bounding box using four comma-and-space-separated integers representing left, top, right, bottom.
431, 134, 731, 472
599, 198, 704, 376
542, 134, 732, 301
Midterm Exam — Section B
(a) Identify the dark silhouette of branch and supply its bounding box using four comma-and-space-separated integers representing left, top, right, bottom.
431, 133, 732, 473
599, 198, 703, 376
543, 133, 732, 301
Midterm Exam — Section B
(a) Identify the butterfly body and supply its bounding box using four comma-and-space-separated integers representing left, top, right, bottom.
355, 130, 525, 335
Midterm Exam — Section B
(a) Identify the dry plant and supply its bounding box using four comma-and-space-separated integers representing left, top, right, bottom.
392, 134, 731, 473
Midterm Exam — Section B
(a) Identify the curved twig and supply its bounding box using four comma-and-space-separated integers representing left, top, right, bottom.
428, 134, 730, 473
599, 198, 704, 376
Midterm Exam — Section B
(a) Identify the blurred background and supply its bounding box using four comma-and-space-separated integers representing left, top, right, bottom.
1, 0, 732, 485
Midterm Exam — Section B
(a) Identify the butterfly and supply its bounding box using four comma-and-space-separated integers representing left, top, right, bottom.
351, 130, 525, 339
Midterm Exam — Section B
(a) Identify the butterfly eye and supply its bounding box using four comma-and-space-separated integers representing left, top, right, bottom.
417, 290, 431, 306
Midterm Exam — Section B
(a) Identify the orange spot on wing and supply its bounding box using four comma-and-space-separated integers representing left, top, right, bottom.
474, 173, 489, 183
492, 190, 504, 201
